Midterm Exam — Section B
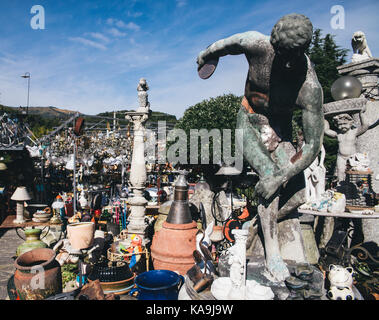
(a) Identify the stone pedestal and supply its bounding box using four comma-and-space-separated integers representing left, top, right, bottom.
337, 58, 379, 244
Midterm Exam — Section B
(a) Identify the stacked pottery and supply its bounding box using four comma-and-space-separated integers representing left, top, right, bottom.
32, 210, 51, 223
151, 172, 198, 276
14, 248, 62, 300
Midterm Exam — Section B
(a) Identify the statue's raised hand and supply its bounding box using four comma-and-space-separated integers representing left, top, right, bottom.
197, 50, 219, 79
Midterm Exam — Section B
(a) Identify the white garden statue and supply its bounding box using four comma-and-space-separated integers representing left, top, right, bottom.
211, 229, 274, 300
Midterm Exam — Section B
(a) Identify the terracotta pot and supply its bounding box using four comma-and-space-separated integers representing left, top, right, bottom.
14, 248, 62, 300
67, 222, 95, 250
150, 221, 197, 276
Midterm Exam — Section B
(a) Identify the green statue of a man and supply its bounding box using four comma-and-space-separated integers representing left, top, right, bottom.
197, 13, 324, 281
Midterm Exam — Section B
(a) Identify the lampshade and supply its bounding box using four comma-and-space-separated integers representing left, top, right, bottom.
11, 187, 32, 201
215, 165, 242, 176
0, 162, 7, 170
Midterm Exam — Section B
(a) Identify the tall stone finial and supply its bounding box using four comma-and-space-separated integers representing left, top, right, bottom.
137, 78, 150, 112
351, 31, 373, 63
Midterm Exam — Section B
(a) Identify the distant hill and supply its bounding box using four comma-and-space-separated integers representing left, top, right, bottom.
0, 104, 177, 123
26, 106, 80, 119
0, 104, 178, 138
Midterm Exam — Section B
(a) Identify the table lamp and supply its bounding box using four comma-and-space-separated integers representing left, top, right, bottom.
11, 186, 32, 224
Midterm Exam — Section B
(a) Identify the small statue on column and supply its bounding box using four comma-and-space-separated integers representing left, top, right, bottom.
137, 78, 150, 113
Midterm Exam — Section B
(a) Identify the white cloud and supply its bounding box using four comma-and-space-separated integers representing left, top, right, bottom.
106, 18, 115, 25
176, 0, 187, 7
87, 32, 110, 43
106, 18, 140, 31
107, 27, 127, 38
68, 37, 107, 50
124, 22, 140, 31
127, 11, 143, 18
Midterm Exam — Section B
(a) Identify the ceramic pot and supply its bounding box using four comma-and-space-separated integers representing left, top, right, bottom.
16, 228, 48, 257
14, 248, 62, 300
67, 222, 95, 250
131, 270, 184, 300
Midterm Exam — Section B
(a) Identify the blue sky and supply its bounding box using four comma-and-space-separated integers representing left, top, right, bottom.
0, 0, 378, 118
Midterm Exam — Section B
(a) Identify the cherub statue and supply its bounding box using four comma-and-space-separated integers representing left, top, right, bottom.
324, 106, 369, 182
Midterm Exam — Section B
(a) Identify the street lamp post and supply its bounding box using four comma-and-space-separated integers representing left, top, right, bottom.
21, 72, 31, 115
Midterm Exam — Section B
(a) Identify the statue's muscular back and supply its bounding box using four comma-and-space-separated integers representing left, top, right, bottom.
243, 38, 313, 141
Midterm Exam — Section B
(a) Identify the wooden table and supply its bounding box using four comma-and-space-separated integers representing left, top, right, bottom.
0, 215, 64, 240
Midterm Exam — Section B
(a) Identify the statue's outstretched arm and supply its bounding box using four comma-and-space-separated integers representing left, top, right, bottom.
197, 31, 268, 71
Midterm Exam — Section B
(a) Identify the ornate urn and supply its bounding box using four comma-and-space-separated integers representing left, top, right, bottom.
151, 171, 198, 275
16, 228, 48, 257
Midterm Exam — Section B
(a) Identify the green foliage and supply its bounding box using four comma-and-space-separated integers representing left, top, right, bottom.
306, 29, 349, 103
175, 94, 242, 165
176, 94, 241, 133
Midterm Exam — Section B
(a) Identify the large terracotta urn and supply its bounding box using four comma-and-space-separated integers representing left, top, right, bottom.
14, 248, 62, 300
151, 172, 197, 275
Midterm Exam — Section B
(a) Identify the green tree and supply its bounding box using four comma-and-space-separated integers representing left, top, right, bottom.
307, 29, 349, 103
304, 29, 348, 175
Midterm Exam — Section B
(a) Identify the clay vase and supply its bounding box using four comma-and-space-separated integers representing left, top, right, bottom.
14, 248, 62, 300
151, 221, 198, 276
67, 222, 95, 250
16, 228, 48, 257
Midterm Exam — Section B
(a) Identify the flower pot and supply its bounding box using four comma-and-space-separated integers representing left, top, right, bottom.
67, 222, 95, 250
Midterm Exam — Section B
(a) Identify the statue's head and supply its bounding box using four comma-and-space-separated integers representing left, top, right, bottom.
270, 14, 313, 69
333, 113, 354, 133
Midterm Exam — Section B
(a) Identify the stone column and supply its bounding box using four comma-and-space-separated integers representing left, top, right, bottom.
125, 79, 150, 245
